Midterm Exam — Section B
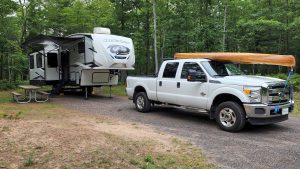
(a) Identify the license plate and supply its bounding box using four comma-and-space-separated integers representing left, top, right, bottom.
282, 108, 289, 115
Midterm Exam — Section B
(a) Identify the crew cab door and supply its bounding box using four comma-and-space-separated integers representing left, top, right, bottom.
156, 61, 179, 104
175, 62, 209, 109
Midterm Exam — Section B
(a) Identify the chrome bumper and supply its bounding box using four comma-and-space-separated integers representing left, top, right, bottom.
243, 101, 293, 125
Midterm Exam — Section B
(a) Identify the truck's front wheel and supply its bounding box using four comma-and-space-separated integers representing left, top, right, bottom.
134, 92, 151, 113
215, 101, 246, 132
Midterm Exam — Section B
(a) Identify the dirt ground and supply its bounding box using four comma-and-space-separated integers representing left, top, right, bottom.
57, 95, 300, 169
0, 102, 215, 169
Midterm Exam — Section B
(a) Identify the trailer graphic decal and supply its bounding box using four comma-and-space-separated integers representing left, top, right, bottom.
107, 45, 130, 56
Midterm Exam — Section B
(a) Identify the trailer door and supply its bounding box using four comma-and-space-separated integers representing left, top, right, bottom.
29, 52, 45, 83
45, 52, 60, 81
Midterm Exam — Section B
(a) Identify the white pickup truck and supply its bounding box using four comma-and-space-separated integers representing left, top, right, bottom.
126, 59, 294, 132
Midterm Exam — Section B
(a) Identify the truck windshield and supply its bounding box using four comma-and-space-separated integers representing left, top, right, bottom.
201, 61, 244, 77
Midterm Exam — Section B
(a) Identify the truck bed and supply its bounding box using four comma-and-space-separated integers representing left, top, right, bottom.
126, 76, 158, 100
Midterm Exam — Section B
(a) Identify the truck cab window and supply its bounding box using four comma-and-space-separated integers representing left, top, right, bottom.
47, 53, 58, 68
36, 53, 43, 68
163, 62, 179, 78
181, 62, 205, 79
29, 55, 34, 69
201, 61, 244, 77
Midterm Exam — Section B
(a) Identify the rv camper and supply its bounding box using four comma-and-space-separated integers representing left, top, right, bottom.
24, 27, 135, 99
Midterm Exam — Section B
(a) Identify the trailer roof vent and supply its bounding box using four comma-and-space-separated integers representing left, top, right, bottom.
93, 27, 111, 34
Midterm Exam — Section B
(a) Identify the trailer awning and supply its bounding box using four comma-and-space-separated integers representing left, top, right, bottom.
175, 52, 296, 67
22, 35, 83, 49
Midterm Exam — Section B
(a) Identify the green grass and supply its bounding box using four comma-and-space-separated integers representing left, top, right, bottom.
95, 85, 126, 96
23, 153, 35, 167
0, 89, 24, 103
293, 92, 300, 116
0, 85, 52, 103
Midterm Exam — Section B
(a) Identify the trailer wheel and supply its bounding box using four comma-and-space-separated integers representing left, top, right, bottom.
215, 101, 246, 132
134, 92, 151, 113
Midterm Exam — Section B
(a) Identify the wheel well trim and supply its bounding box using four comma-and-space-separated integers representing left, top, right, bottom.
208, 88, 249, 119
208, 87, 249, 109
133, 83, 149, 97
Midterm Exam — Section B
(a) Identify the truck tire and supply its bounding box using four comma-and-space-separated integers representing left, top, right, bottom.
134, 92, 151, 113
215, 101, 246, 132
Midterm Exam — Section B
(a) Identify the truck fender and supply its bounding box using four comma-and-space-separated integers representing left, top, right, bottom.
133, 82, 150, 99
207, 87, 250, 113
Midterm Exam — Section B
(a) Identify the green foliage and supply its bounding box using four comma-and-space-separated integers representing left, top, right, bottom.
268, 74, 300, 92
0, 80, 27, 90
294, 92, 300, 116
144, 154, 154, 164
1, 0, 300, 80
23, 154, 35, 167
130, 159, 139, 165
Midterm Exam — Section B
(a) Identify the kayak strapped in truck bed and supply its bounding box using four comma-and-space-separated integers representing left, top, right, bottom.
174, 52, 296, 67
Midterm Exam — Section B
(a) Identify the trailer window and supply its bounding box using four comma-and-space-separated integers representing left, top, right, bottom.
29, 55, 34, 69
78, 42, 85, 54
47, 53, 58, 68
181, 62, 204, 79
163, 62, 179, 78
36, 53, 43, 68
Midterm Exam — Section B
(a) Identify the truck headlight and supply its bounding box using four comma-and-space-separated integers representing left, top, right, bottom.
243, 86, 262, 103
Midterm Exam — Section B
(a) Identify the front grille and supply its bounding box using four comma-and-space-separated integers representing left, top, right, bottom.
267, 83, 290, 105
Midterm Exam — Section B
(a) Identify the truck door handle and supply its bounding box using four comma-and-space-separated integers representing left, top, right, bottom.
159, 81, 162, 86
177, 82, 180, 88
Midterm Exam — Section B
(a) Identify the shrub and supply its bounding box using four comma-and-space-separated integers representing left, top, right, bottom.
0, 80, 27, 90
268, 74, 300, 92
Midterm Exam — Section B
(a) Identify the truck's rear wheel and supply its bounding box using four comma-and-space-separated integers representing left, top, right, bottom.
134, 92, 151, 113
215, 101, 246, 132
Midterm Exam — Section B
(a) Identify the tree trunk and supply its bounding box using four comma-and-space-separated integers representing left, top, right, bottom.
8, 53, 11, 82
285, 0, 289, 53
152, 0, 158, 74
19, 0, 27, 43
222, 5, 227, 52
145, 1, 150, 75
119, 0, 127, 83
120, 0, 125, 31
0, 48, 3, 80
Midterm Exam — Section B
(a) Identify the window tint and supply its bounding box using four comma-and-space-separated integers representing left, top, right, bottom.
181, 62, 205, 79
78, 42, 85, 54
47, 53, 58, 68
29, 55, 34, 69
163, 62, 179, 78
36, 53, 43, 68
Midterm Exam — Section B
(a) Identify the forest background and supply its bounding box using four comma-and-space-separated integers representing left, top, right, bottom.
1, 0, 300, 87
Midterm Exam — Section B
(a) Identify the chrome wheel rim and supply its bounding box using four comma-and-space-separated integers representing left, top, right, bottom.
136, 96, 145, 110
219, 108, 236, 127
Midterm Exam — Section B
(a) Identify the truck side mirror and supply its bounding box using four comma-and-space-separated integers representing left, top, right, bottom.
187, 69, 207, 82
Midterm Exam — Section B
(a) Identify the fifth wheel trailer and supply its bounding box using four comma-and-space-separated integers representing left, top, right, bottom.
23, 27, 135, 99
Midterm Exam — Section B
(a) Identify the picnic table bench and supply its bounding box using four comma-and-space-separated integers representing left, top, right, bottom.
35, 91, 50, 103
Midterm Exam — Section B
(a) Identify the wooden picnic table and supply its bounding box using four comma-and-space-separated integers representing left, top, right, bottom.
12, 85, 50, 103
19, 85, 41, 90
18, 85, 41, 103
